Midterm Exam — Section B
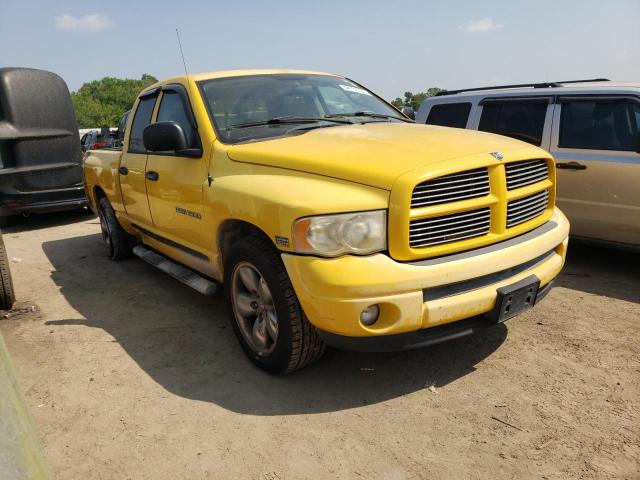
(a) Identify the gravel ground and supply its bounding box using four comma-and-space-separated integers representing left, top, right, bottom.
0, 211, 638, 480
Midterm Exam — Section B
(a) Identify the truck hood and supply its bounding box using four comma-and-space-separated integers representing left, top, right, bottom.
226, 123, 538, 190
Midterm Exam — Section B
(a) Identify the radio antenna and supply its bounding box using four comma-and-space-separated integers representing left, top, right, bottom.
175, 28, 196, 102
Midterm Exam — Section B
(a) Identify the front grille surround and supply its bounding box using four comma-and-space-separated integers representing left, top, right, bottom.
394, 157, 554, 260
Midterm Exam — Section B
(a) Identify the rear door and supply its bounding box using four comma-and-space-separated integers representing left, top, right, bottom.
119, 89, 159, 227
550, 95, 640, 245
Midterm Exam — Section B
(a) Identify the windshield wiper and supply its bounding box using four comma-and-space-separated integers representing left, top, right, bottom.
226, 116, 352, 130
326, 111, 409, 122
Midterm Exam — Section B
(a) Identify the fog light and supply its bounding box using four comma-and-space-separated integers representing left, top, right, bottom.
360, 304, 380, 326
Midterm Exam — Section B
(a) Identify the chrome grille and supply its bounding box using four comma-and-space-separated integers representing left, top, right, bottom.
507, 189, 549, 227
505, 159, 548, 190
411, 168, 489, 208
409, 207, 490, 248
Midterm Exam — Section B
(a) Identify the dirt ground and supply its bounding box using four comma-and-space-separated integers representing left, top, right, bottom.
0, 211, 638, 480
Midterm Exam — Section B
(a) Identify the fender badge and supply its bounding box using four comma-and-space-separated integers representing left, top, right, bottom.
490, 151, 504, 160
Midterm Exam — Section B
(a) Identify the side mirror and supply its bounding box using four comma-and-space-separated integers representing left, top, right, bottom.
401, 106, 415, 121
143, 121, 188, 152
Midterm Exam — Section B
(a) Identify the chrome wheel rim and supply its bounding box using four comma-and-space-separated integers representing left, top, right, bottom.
231, 261, 278, 356
99, 211, 113, 256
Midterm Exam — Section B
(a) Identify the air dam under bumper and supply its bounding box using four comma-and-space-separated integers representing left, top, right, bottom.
281, 208, 569, 344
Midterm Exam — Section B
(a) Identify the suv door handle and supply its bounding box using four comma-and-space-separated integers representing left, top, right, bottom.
118, 166, 128, 175
556, 161, 587, 170
145, 171, 159, 181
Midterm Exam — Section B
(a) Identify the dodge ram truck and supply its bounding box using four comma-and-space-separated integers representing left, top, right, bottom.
84, 70, 569, 374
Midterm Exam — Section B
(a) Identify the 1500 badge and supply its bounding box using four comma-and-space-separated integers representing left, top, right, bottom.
175, 207, 202, 219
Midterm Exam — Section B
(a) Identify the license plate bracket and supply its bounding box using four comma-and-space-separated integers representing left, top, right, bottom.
485, 275, 540, 324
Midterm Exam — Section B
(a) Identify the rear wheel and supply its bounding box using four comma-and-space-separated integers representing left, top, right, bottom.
98, 197, 133, 260
0, 234, 15, 310
224, 236, 325, 374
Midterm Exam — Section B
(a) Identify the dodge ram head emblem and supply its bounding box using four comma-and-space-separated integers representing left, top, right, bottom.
490, 151, 504, 160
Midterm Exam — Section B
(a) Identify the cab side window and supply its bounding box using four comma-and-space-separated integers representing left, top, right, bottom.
156, 91, 198, 149
559, 99, 640, 151
479, 101, 547, 146
128, 95, 157, 153
425, 103, 471, 128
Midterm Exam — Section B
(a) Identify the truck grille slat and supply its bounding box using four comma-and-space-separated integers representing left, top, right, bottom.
409, 207, 490, 248
507, 190, 549, 227
411, 168, 489, 208
505, 159, 549, 190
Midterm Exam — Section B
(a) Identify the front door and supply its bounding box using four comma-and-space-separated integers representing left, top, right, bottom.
145, 85, 208, 250
119, 91, 158, 227
550, 96, 640, 245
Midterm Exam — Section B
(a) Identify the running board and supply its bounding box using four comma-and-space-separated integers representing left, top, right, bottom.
132, 245, 219, 295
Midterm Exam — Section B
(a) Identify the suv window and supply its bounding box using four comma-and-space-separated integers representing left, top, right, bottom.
559, 98, 640, 151
156, 91, 197, 148
426, 103, 471, 128
478, 101, 547, 146
128, 95, 157, 153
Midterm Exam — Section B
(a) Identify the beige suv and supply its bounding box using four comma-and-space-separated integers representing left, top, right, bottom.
416, 79, 640, 248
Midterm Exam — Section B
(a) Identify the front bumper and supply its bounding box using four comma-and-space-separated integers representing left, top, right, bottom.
282, 208, 569, 344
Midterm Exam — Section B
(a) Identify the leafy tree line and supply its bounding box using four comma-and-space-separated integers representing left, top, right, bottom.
71, 74, 157, 128
391, 88, 446, 111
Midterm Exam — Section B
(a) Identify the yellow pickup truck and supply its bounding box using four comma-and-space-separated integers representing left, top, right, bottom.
84, 69, 569, 373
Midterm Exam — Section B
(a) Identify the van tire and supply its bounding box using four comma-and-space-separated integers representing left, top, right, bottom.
0, 234, 15, 310
98, 197, 132, 260
224, 236, 325, 374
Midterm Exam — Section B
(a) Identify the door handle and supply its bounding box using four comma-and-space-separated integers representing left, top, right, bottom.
118, 166, 128, 175
556, 161, 587, 170
145, 171, 159, 181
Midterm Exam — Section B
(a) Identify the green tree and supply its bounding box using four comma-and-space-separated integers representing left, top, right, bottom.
391, 88, 447, 111
71, 74, 158, 128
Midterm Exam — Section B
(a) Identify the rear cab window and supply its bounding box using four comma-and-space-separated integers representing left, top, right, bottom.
558, 97, 640, 151
425, 103, 471, 128
478, 100, 548, 146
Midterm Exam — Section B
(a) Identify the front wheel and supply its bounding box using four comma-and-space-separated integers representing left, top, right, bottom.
224, 237, 325, 374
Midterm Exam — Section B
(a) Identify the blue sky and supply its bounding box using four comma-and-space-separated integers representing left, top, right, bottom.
1, 0, 639, 100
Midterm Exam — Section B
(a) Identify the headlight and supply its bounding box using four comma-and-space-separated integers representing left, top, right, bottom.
293, 210, 387, 256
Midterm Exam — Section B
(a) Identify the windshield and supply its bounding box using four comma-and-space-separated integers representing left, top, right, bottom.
198, 74, 405, 144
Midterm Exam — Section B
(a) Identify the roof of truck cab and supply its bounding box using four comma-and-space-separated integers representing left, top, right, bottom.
148, 69, 342, 88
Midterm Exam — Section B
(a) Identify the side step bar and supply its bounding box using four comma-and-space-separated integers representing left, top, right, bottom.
132, 245, 219, 295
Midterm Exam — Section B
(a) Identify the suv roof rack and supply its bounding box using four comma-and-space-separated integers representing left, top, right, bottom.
436, 78, 610, 96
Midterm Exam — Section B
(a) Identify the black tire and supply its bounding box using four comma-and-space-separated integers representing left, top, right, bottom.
0, 215, 8, 228
0, 234, 15, 310
224, 236, 325, 374
98, 197, 133, 260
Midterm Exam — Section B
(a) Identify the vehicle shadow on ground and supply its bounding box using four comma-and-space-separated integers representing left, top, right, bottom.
42, 233, 507, 415
556, 240, 639, 304
1, 210, 95, 234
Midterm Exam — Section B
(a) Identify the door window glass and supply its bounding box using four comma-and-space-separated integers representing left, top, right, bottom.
425, 103, 472, 128
559, 99, 640, 151
128, 95, 157, 153
479, 102, 547, 146
156, 91, 197, 148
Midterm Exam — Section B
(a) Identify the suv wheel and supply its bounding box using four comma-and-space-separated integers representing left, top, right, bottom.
224, 236, 325, 374
98, 197, 133, 260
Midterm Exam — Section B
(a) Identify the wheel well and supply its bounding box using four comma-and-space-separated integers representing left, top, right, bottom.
218, 220, 275, 263
93, 187, 107, 206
